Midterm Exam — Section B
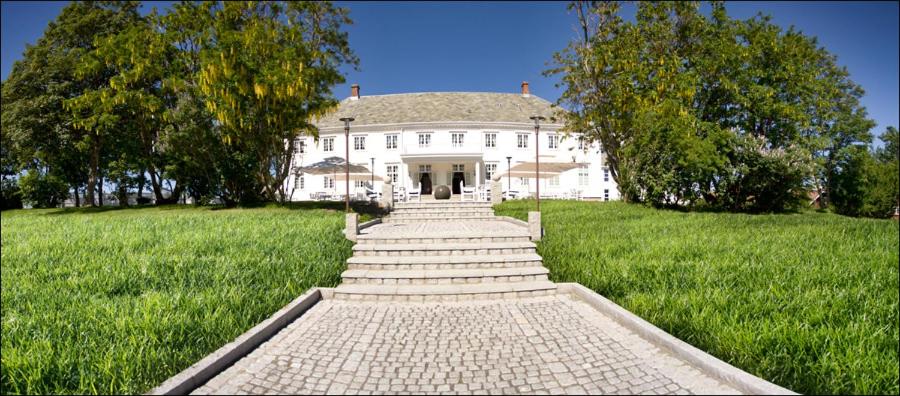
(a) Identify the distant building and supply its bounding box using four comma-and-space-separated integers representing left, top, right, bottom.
285, 82, 618, 201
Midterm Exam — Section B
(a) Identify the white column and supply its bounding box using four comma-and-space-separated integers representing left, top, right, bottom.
475, 160, 481, 191
401, 162, 409, 191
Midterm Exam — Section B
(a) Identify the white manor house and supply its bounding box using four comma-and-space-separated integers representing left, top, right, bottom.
284, 82, 619, 202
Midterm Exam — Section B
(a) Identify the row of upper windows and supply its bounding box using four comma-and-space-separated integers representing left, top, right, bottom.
294, 132, 599, 153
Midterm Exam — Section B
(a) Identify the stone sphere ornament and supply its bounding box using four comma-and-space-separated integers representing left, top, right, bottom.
434, 185, 451, 199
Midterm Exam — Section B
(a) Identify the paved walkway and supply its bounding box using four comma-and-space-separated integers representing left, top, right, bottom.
193, 295, 737, 394
192, 204, 744, 395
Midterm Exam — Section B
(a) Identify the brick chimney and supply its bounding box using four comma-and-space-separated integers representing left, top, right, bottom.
521, 81, 530, 97
350, 84, 360, 100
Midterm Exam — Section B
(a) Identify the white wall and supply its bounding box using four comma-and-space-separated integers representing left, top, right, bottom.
285, 126, 619, 201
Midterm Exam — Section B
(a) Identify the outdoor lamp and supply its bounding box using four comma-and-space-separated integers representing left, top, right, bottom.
339, 117, 355, 212
506, 156, 512, 200
530, 115, 545, 211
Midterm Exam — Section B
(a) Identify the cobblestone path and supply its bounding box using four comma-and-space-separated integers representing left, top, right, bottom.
192, 201, 742, 395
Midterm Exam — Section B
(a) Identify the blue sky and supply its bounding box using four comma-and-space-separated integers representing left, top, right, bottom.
3, 1, 898, 140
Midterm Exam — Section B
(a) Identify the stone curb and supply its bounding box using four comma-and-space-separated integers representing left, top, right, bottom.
557, 283, 798, 395
358, 217, 382, 231
496, 215, 529, 228
148, 288, 327, 395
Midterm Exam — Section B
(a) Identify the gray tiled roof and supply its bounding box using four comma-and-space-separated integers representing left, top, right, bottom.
315, 92, 560, 129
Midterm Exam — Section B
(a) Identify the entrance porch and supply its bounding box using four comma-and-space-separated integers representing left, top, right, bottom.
398, 155, 486, 197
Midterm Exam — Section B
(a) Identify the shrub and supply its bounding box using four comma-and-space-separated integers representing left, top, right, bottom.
1, 177, 23, 210
18, 170, 69, 208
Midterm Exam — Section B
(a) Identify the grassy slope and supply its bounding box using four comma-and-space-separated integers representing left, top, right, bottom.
496, 200, 899, 395
1, 204, 353, 395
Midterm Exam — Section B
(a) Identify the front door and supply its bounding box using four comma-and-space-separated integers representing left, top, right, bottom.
419, 173, 432, 194
452, 172, 465, 194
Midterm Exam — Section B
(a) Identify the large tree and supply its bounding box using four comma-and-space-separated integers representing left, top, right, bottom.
198, 1, 357, 204
547, 1, 874, 212
3, 1, 142, 207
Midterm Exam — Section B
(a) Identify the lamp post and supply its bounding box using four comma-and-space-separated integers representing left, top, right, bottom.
340, 117, 355, 212
370, 157, 375, 189
530, 115, 546, 211
506, 156, 512, 200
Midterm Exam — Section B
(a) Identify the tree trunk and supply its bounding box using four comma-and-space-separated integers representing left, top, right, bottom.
137, 168, 146, 200
147, 165, 165, 204
86, 143, 99, 206
98, 175, 104, 206
74, 186, 80, 207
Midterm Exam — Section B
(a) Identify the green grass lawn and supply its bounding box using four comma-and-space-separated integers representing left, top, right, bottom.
1, 203, 364, 395
496, 200, 899, 395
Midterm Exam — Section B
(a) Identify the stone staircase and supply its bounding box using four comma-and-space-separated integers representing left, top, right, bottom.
381, 201, 497, 223
333, 200, 555, 301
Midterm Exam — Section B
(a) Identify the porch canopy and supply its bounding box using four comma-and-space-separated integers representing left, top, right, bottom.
492, 162, 582, 180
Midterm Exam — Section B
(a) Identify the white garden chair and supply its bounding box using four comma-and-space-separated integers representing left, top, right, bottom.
478, 185, 491, 202
393, 187, 404, 203
460, 181, 476, 202
365, 187, 380, 202
569, 188, 582, 201
407, 185, 421, 202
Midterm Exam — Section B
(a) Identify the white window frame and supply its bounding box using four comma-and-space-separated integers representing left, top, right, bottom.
578, 165, 590, 186
324, 176, 335, 189
353, 135, 366, 151
451, 132, 465, 148
294, 139, 306, 154
484, 133, 497, 149
604, 189, 610, 201
294, 173, 304, 190
323, 137, 334, 152
548, 134, 559, 150
485, 163, 497, 181
386, 134, 398, 150
517, 133, 529, 149
603, 167, 609, 182
355, 180, 367, 188
386, 164, 399, 184
418, 133, 432, 148
548, 175, 560, 186
578, 136, 587, 151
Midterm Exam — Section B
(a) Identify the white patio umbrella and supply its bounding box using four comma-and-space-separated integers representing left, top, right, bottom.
492, 162, 582, 180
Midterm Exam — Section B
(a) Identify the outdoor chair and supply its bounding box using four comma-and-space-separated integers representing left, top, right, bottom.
460, 181, 477, 202
366, 187, 381, 202
407, 185, 421, 202
478, 185, 491, 202
569, 189, 582, 201
393, 187, 406, 203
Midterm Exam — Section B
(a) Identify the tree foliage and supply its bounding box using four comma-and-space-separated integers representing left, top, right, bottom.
548, 1, 876, 213
3, 1, 355, 208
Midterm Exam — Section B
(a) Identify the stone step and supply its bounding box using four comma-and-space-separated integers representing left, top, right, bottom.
331, 281, 558, 302
390, 212, 494, 219
389, 209, 496, 215
356, 233, 530, 245
352, 241, 536, 257
346, 253, 544, 270
384, 215, 498, 223
340, 267, 550, 285
393, 202, 493, 209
